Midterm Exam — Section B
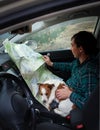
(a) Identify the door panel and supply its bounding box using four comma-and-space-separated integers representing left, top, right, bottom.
41, 49, 74, 62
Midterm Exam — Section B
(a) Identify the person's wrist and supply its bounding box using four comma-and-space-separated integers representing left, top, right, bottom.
50, 62, 53, 66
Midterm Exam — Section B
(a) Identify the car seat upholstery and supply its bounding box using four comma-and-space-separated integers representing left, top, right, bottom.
83, 84, 99, 130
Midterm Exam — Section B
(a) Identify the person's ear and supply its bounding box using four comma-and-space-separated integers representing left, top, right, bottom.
79, 46, 84, 53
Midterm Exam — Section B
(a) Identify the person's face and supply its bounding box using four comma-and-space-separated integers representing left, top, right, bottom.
71, 39, 82, 58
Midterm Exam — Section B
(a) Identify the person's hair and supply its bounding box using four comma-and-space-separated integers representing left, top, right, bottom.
71, 31, 98, 55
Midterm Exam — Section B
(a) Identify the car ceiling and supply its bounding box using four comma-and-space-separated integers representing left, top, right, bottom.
0, 0, 100, 34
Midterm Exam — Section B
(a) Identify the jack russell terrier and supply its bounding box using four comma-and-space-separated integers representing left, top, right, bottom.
38, 79, 75, 117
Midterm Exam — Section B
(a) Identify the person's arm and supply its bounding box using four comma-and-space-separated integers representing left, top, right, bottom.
53, 62, 72, 73
43, 55, 73, 73
43, 55, 53, 66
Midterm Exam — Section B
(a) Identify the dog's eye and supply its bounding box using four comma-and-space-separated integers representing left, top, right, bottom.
46, 93, 48, 95
40, 93, 43, 95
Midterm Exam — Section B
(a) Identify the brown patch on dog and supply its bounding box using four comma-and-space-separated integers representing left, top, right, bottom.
38, 83, 54, 98
72, 104, 77, 109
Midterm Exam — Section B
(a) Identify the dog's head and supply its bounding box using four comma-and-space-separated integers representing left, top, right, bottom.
38, 83, 54, 105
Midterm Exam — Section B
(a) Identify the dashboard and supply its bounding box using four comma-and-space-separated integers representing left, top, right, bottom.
0, 53, 10, 70
0, 53, 28, 96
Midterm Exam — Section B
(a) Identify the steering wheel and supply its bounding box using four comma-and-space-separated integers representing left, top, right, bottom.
0, 72, 36, 130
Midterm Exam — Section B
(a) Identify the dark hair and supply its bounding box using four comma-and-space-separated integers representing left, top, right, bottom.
71, 31, 98, 55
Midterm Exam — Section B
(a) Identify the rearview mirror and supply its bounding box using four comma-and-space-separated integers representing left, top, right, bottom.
11, 25, 32, 34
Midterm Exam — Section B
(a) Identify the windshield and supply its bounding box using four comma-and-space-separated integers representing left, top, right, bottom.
0, 33, 15, 47
0, 16, 98, 52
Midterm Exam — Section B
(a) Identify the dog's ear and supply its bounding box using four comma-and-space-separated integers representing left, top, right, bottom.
48, 84, 55, 90
37, 83, 43, 91
37, 83, 43, 86
37, 83, 43, 95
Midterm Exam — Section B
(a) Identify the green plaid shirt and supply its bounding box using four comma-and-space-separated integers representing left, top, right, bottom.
53, 57, 98, 109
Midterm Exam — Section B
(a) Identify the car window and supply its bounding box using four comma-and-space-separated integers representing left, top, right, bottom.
0, 16, 98, 52
20, 16, 97, 52
0, 33, 15, 47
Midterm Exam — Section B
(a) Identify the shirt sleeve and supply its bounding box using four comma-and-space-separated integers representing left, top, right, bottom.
53, 62, 73, 73
69, 70, 98, 109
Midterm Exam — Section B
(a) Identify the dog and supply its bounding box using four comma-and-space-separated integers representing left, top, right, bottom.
38, 79, 74, 117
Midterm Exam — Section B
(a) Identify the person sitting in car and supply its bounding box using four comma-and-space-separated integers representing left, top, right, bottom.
43, 31, 99, 109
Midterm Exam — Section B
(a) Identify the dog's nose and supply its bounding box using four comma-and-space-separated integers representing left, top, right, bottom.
43, 100, 46, 104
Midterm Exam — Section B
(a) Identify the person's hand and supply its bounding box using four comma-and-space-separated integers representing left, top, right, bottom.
43, 55, 53, 66
56, 85, 72, 100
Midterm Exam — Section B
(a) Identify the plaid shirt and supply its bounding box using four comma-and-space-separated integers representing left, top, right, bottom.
53, 57, 98, 109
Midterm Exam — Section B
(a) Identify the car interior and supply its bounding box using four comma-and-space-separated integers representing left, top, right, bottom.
0, 0, 100, 130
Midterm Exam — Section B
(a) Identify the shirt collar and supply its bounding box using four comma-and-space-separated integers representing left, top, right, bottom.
77, 56, 94, 67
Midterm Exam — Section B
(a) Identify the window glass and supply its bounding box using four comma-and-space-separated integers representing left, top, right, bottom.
15, 16, 98, 52
0, 33, 15, 47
